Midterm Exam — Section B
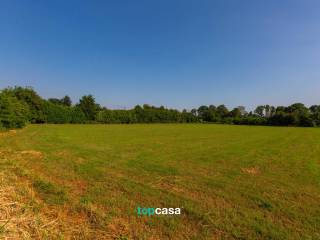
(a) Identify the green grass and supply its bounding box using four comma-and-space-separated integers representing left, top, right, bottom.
0, 124, 320, 239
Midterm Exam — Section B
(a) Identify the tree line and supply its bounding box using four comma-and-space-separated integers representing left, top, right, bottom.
0, 86, 320, 129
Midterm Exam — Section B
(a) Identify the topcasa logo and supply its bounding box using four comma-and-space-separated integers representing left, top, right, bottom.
137, 207, 181, 216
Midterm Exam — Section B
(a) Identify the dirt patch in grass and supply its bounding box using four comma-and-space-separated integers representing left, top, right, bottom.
0, 130, 17, 137
241, 167, 260, 175
152, 176, 186, 193
66, 179, 88, 196
107, 217, 130, 239
20, 150, 43, 159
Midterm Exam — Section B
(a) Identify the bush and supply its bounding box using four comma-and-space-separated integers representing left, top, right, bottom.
268, 113, 295, 126
96, 109, 137, 123
3, 86, 46, 123
233, 117, 267, 125
44, 102, 87, 124
0, 92, 30, 129
43, 101, 72, 124
70, 106, 86, 123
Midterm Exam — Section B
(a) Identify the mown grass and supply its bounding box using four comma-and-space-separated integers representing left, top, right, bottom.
0, 124, 320, 239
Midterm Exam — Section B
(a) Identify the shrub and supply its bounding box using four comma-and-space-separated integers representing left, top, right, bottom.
3, 86, 46, 123
70, 106, 86, 123
0, 92, 30, 129
43, 101, 72, 124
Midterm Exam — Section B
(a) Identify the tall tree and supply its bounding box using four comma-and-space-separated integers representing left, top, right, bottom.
230, 108, 241, 118
217, 105, 229, 118
78, 95, 98, 121
4, 86, 45, 123
197, 106, 209, 121
237, 106, 247, 116
61, 95, 72, 106
0, 92, 29, 128
254, 105, 265, 117
48, 98, 62, 105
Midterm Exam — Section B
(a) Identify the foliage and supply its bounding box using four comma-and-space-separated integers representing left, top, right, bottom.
48, 95, 72, 107
43, 101, 72, 124
70, 106, 86, 123
96, 109, 137, 123
0, 92, 30, 128
77, 95, 100, 121
44, 102, 87, 124
0, 86, 320, 129
3, 86, 46, 123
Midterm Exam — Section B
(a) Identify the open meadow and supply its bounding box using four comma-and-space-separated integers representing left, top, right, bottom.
0, 124, 319, 239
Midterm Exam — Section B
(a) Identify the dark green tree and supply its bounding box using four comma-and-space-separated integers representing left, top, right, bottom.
217, 105, 229, 118
61, 96, 72, 106
78, 95, 98, 121
254, 105, 265, 117
48, 98, 62, 105
4, 86, 45, 123
229, 108, 241, 118
0, 92, 30, 128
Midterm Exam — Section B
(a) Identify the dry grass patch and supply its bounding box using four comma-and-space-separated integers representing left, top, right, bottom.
0, 172, 63, 239
0, 150, 114, 239
19, 150, 43, 159
241, 166, 260, 176
0, 130, 17, 138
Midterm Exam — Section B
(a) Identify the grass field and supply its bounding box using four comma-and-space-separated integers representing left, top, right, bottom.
0, 124, 320, 239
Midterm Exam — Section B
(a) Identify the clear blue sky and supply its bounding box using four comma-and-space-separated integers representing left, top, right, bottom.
1, 0, 320, 110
